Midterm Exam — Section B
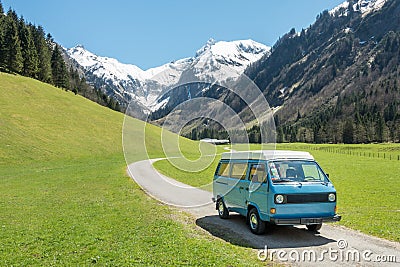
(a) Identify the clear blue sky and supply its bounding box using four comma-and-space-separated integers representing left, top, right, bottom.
2, 0, 344, 69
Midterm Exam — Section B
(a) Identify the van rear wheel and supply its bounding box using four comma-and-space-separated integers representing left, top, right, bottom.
248, 208, 265, 235
306, 223, 322, 232
217, 198, 229, 219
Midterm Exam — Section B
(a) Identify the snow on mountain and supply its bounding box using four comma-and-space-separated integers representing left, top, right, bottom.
66, 39, 270, 116
68, 45, 147, 81
195, 38, 268, 73
329, 0, 387, 17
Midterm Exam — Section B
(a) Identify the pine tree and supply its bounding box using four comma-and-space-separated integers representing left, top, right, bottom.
342, 120, 354, 144
375, 113, 385, 142
3, 14, 23, 73
32, 25, 52, 83
6, 8, 18, 23
19, 20, 39, 78
0, 8, 5, 70
51, 44, 69, 89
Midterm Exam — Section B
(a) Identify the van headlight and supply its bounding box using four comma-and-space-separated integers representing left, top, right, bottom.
328, 193, 336, 202
275, 194, 285, 204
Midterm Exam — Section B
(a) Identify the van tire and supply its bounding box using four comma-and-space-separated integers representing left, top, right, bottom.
217, 198, 229, 219
306, 223, 322, 232
248, 208, 265, 235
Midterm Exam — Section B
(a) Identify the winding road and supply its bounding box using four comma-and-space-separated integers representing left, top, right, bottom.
127, 159, 400, 266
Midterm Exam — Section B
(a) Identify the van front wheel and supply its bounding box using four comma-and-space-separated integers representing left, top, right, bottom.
248, 208, 265, 235
217, 198, 229, 219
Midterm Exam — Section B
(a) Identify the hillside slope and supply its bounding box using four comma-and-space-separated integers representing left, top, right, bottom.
0, 73, 262, 265
0, 73, 124, 164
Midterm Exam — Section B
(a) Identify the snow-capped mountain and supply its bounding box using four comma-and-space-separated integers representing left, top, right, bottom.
329, 0, 387, 17
194, 38, 268, 73
66, 39, 270, 118
67, 45, 163, 113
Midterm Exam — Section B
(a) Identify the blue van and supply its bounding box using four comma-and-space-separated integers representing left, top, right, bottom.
212, 150, 341, 234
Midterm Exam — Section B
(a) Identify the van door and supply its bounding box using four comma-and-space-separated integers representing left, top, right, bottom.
248, 163, 268, 215
213, 161, 231, 202
225, 162, 249, 211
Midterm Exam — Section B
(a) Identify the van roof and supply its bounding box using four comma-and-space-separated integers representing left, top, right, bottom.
221, 150, 314, 160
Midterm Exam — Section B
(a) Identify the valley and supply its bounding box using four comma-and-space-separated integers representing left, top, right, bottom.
1, 0, 400, 265
0, 74, 265, 265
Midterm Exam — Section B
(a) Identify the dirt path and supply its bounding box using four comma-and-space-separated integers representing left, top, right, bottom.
127, 159, 400, 266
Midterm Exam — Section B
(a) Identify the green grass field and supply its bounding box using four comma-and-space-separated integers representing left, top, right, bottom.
0, 73, 266, 265
154, 143, 400, 242
278, 143, 400, 242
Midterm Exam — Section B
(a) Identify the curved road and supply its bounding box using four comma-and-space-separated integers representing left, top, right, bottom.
127, 159, 400, 266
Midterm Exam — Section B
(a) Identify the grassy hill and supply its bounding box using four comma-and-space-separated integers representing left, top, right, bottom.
0, 73, 264, 265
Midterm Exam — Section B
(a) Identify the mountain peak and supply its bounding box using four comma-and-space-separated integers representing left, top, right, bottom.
66, 39, 270, 116
206, 38, 216, 46
195, 38, 270, 59
330, 0, 388, 17
195, 38, 217, 57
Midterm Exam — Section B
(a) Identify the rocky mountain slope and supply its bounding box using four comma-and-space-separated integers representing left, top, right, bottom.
243, 0, 400, 143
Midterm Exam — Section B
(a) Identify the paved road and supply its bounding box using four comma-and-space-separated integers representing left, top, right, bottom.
127, 159, 400, 266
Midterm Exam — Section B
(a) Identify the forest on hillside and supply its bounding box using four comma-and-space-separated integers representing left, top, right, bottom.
0, 2, 121, 111
244, 0, 400, 144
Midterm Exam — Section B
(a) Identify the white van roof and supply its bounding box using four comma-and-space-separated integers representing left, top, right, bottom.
221, 150, 314, 161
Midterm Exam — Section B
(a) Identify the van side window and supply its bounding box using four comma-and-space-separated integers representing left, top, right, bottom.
250, 164, 266, 183
217, 163, 230, 177
231, 163, 248, 180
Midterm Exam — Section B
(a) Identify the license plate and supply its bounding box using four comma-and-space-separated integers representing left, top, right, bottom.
301, 218, 322, 224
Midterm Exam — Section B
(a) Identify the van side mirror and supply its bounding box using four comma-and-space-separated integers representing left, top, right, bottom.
326, 173, 330, 178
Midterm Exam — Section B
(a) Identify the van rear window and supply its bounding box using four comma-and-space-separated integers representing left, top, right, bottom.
217, 163, 230, 177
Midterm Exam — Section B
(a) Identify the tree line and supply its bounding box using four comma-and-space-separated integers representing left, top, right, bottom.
0, 2, 121, 112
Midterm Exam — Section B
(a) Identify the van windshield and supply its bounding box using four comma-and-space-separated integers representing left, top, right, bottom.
268, 160, 328, 183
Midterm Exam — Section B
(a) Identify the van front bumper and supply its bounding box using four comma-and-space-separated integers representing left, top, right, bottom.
270, 214, 341, 225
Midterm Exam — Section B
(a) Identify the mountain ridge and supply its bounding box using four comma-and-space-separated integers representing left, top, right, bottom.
243, 0, 400, 143
66, 39, 270, 117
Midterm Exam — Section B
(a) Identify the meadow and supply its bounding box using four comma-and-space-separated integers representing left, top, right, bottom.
0, 73, 266, 265
154, 143, 400, 242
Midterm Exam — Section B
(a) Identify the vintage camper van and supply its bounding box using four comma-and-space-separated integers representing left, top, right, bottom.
212, 150, 341, 234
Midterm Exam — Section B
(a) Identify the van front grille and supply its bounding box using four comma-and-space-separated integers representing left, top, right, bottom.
286, 193, 330, 203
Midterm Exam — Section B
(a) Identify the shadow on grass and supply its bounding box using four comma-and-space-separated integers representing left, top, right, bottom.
196, 214, 336, 249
